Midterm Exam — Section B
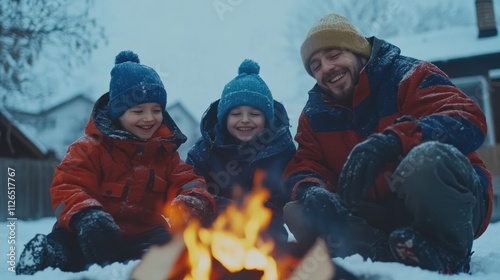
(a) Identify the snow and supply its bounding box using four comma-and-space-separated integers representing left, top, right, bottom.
2, 217, 500, 279
387, 26, 500, 63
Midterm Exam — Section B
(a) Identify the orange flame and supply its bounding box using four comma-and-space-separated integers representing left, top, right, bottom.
182, 170, 280, 280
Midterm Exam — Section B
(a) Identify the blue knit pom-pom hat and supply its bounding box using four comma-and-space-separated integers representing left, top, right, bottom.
108, 50, 167, 120
217, 59, 274, 125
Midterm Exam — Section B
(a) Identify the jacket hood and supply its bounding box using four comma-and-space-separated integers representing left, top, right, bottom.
365, 36, 403, 88
85, 92, 187, 149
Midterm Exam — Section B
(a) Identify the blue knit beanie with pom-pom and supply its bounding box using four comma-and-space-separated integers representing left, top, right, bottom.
108, 50, 167, 120
217, 59, 274, 125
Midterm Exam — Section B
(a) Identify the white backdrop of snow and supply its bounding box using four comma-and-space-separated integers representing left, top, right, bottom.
1, 218, 500, 279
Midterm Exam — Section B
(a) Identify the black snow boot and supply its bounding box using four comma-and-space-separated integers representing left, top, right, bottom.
389, 227, 472, 274
16, 233, 77, 275
16, 234, 50, 275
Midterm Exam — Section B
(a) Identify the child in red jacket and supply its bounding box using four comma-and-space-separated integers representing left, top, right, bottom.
16, 50, 215, 275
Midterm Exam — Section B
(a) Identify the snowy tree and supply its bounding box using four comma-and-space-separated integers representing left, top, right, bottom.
0, 0, 106, 102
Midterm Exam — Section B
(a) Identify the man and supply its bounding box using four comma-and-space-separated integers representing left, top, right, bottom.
283, 13, 493, 274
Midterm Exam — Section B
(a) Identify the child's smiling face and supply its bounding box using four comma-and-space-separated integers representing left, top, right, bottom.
226, 105, 266, 143
118, 102, 163, 140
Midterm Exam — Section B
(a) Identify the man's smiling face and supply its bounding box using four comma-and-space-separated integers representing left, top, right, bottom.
309, 48, 366, 104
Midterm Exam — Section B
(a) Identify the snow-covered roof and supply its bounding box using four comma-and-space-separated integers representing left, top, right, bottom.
0, 106, 48, 156
387, 25, 500, 63
10, 93, 94, 116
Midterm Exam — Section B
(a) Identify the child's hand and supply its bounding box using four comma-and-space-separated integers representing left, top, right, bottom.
70, 208, 122, 265
169, 194, 214, 231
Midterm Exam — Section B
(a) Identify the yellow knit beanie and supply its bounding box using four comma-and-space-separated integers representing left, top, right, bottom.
300, 14, 372, 76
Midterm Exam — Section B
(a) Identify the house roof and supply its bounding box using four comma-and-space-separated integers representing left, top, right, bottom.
0, 106, 48, 158
41, 94, 94, 116
386, 25, 500, 63
167, 101, 199, 126
11, 94, 194, 122
9, 93, 94, 117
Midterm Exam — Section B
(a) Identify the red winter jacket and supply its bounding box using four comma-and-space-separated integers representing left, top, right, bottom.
283, 37, 493, 238
50, 93, 215, 237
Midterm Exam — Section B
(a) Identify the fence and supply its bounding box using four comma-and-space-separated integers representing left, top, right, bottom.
0, 158, 58, 220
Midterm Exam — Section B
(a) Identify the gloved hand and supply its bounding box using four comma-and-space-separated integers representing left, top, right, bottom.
169, 194, 214, 230
338, 132, 401, 207
300, 186, 349, 247
70, 208, 122, 265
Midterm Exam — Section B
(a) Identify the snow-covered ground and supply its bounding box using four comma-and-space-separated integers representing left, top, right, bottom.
1, 217, 500, 280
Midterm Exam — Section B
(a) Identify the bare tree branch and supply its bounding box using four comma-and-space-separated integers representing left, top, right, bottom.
0, 0, 106, 101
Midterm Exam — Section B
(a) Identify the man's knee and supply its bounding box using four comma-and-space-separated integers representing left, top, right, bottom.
406, 142, 470, 173
388, 141, 474, 194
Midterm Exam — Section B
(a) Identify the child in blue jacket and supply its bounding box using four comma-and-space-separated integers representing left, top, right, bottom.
186, 59, 296, 243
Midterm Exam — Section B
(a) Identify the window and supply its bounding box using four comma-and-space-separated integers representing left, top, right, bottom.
489, 69, 500, 145
452, 75, 496, 145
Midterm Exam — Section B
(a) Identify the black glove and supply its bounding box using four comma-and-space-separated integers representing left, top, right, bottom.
338, 132, 401, 207
300, 186, 349, 247
169, 194, 214, 230
70, 208, 122, 265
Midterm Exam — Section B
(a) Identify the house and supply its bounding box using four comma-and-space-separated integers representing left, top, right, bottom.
387, 0, 500, 221
9, 93, 95, 159
8, 95, 200, 160
0, 106, 56, 220
166, 101, 201, 160
0, 106, 48, 158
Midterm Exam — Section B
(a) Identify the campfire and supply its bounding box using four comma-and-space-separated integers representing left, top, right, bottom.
131, 171, 353, 280
181, 180, 278, 278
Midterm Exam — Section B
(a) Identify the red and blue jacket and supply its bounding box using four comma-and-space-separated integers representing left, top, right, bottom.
283, 37, 493, 237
